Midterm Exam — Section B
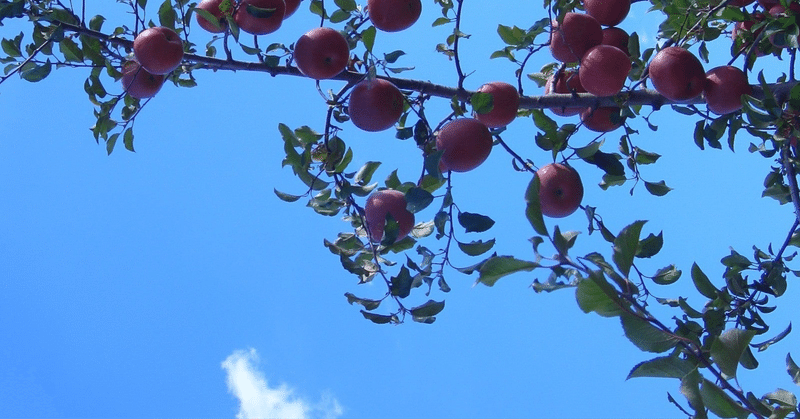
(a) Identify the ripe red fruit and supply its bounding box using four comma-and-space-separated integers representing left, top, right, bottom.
436, 118, 493, 173
703, 66, 752, 115
601, 27, 630, 55
549, 12, 603, 63
234, 0, 286, 35
195, 0, 229, 33
536, 163, 584, 218
545, 71, 588, 117
579, 44, 631, 97
757, 0, 780, 9
294, 27, 350, 80
284, 0, 302, 18
581, 107, 624, 132
367, 0, 422, 32
120, 61, 166, 99
473, 81, 520, 128
348, 78, 405, 132
364, 189, 415, 243
648, 46, 706, 101
133, 26, 184, 75
583, 0, 631, 26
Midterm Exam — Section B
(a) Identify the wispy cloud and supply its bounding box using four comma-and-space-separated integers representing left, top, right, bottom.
221, 348, 344, 419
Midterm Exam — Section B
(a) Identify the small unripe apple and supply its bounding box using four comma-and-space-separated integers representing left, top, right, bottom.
120, 61, 166, 99
294, 27, 350, 80
583, 0, 631, 26
579, 44, 631, 97
436, 118, 493, 173
234, 0, 286, 35
581, 107, 624, 132
549, 12, 603, 63
133, 26, 184, 75
195, 0, 230, 33
348, 78, 405, 132
367, 0, 422, 32
536, 163, 584, 218
545, 71, 588, 117
473, 81, 520, 128
703, 66, 752, 115
364, 189, 415, 243
648, 46, 706, 101
601, 27, 630, 56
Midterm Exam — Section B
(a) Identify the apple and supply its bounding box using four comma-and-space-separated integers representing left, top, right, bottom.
473, 81, 520, 128
601, 27, 630, 56
367, 0, 422, 32
583, 0, 630, 27
757, 0, 780, 9
536, 163, 584, 218
549, 12, 603, 63
234, 0, 286, 35
195, 0, 231, 33
120, 61, 166, 99
580, 107, 624, 132
648, 46, 706, 101
703, 66, 752, 115
545, 71, 588, 117
578, 44, 631, 97
294, 27, 350, 80
364, 189, 415, 243
436, 118, 493, 173
133, 26, 184, 75
348, 78, 405, 132
766, 5, 800, 48
284, 0, 302, 18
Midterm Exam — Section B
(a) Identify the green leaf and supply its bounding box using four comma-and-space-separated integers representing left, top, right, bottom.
627, 356, 696, 380
471, 91, 494, 114
344, 292, 381, 311
575, 271, 626, 318
432, 17, 450, 27
389, 266, 414, 298
334, 0, 357, 12
409, 299, 445, 318
710, 329, 757, 379
524, 175, 548, 236
612, 220, 646, 277
457, 239, 495, 256
361, 26, 376, 52
458, 211, 495, 233
788, 353, 800, 385
405, 187, 433, 213
644, 180, 673, 196
652, 265, 681, 285
680, 369, 707, 418
383, 50, 405, 63
636, 232, 663, 258
123, 127, 135, 152
700, 379, 749, 419
274, 188, 304, 202
20, 59, 51, 82
360, 310, 398, 324
691, 263, 719, 299
621, 314, 679, 353
476, 255, 538, 287
762, 389, 798, 411
158, 0, 178, 28
752, 323, 792, 351
1, 32, 23, 57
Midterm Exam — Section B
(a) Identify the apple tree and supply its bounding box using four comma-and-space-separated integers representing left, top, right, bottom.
3, 0, 800, 416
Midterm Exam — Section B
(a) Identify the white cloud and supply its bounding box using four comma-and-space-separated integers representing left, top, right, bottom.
221, 348, 344, 419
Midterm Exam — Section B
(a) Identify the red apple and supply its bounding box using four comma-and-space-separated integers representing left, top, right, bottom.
133, 26, 184, 75
364, 189, 415, 243
348, 78, 405, 132
583, 0, 630, 27
294, 27, 350, 80
536, 163, 584, 218
436, 118, 493, 173
757, 0, 780, 9
703, 66, 752, 115
234, 0, 286, 35
284, 0, 302, 18
473, 81, 520, 128
545, 71, 588, 117
195, 0, 231, 33
581, 107, 624, 132
367, 0, 422, 32
550, 12, 603, 63
579, 44, 631, 97
648, 46, 706, 101
602, 27, 630, 56
120, 61, 166, 99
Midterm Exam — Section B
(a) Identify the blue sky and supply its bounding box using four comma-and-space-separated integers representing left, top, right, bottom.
2, 1, 800, 418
